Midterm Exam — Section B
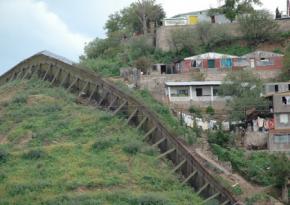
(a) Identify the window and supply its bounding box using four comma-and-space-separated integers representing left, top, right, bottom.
196, 88, 203, 97
213, 88, 218, 96
282, 96, 290, 105
275, 85, 279, 92
279, 114, 289, 124
177, 89, 189, 96
274, 135, 290, 144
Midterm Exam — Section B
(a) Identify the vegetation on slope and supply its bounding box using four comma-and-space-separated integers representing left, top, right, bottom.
0, 79, 203, 205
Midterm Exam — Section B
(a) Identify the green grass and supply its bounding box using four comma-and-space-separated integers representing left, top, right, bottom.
115, 82, 199, 144
211, 144, 275, 186
0, 79, 202, 205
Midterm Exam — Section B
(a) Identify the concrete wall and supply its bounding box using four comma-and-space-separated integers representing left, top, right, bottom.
264, 82, 290, 94
274, 113, 290, 129
273, 94, 290, 113
268, 133, 290, 151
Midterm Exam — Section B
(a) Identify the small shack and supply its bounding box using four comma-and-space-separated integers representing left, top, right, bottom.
241, 51, 284, 70
183, 52, 239, 71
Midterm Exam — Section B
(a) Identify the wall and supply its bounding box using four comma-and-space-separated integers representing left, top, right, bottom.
273, 94, 290, 113
254, 57, 283, 70
274, 113, 290, 129
156, 20, 290, 52
268, 133, 290, 151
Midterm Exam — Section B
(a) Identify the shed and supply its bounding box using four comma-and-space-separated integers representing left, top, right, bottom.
241, 51, 284, 70
183, 52, 239, 71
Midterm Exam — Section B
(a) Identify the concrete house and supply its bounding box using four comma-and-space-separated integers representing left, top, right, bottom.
183, 52, 239, 71
241, 51, 284, 70
165, 81, 226, 107
267, 91, 290, 151
163, 9, 231, 26
264, 82, 290, 95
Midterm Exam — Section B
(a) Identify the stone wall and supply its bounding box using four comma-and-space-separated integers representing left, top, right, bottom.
156, 20, 290, 52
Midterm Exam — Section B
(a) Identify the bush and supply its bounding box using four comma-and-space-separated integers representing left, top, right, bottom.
208, 130, 232, 147
22, 149, 47, 160
142, 146, 157, 156
11, 94, 28, 104
123, 141, 142, 155
92, 139, 112, 151
0, 148, 9, 163
136, 193, 170, 205
206, 106, 215, 115
188, 105, 201, 117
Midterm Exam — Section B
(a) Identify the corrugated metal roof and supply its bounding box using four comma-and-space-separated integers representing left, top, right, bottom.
184, 52, 238, 60
242, 51, 284, 58
37, 50, 75, 65
165, 81, 222, 86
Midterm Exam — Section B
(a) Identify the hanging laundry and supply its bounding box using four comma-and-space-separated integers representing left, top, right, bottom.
252, 120, 258, 132
222, 121, 230, 131
268, 118, 275, 130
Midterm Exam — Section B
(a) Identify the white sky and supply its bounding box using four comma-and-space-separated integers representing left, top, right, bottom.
0, 0, 287, 75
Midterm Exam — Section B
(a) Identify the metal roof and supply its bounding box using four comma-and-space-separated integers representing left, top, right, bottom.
37, 50, 75, 65
165, 81, 222, 86
184, 52, 238, 60
242, 51, 284, 58
172, 9, 210, 18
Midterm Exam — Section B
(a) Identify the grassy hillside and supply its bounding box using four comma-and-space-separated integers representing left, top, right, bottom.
0, 79, 202, 205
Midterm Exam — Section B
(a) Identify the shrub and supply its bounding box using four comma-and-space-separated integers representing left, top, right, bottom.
22, 149, 47, 160
206, 106, 215, 115
0, 148, 9, 163
273, 48, 283, 54
92, 139, 112, 151
208, 130, 232, 147
142, 146, 157, 156
40, 104, 62, 113
0, 172, 6, 182
123, 141, 142, 155
188, 105, 201, 117
136, 193, 170, 205
11, 94, 28, 104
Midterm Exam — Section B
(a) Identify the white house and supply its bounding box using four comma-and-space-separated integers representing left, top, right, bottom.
165, 81, 227, 105
163, 9, 231, 26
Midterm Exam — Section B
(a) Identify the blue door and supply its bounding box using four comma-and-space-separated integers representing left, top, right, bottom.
221, 58, 232, 69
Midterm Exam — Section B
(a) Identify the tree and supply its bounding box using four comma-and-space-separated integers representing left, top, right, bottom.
121, 0, 165, 35
270, 153, 290, 203
105, 12, 124, 36
218, 70, 268, 121
170, 27, 199, 55
134, 56, 152, 74
209, 0, 262, 22
195, 22, 230, 50
238, 10, 279, 46
281, 44, 290, 81
133, 0, 165, 34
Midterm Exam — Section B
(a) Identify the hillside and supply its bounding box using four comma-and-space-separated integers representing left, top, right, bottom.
0, 79, 203, 205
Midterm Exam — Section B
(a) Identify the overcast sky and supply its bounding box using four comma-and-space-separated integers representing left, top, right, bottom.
0, 0, 287, 75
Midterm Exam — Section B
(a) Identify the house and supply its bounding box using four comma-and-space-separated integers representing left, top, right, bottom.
266, 91, 290, 151
165, 81, 227, 107
183, 52, 239, 71
163, 9, 231, 26
241, 51, 284, 70
264, 82, 290, 95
